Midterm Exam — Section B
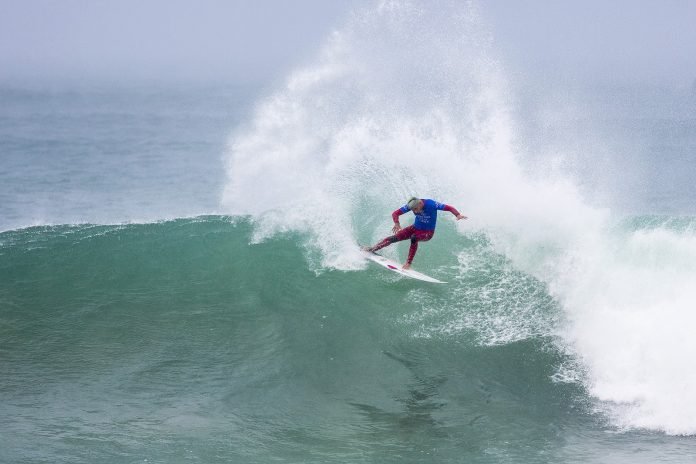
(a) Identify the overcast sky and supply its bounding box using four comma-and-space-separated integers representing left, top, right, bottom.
0, 0, 361, 82
1, 0, 694, 86
481, 0, 696, 87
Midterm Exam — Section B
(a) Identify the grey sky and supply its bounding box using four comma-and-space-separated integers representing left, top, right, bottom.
480, 0, 696, 86
1, 0, 695, 86
0, 0, 361, 82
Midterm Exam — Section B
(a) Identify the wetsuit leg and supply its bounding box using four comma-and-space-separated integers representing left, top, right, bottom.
371, 225, 416, 252
406, 229, 434, 264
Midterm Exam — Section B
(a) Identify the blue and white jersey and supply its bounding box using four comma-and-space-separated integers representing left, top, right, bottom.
399, 199, 446, 231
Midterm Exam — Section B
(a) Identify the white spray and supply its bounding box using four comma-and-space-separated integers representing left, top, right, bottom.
223, 0, 696, 435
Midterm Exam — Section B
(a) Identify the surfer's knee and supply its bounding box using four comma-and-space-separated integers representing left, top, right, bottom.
416, 231, 433, 242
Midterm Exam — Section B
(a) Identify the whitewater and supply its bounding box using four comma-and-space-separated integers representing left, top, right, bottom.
2, 1, 696, 462
222, 0, 696, 436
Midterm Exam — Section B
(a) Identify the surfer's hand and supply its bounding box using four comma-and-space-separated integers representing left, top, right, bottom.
392, 223, 401, 233
456, 214, 467, 220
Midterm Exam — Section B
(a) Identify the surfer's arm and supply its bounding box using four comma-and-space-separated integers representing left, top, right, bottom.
391, 208, 407, 223
443, 204, 467, 220
391, 208, 407, 232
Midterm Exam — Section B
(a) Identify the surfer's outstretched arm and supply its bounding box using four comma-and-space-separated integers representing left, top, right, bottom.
442, 204, 467, 220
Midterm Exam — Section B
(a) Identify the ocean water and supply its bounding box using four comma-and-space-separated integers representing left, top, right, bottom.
2, 2, 696, 463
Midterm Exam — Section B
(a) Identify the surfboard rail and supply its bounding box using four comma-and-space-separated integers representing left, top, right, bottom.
361, 249, 446, 283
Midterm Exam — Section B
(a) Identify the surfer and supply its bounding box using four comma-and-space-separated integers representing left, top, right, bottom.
363, 197, 467, 269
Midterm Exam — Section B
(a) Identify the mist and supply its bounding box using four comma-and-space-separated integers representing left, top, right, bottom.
1, 0, 694, 87
0, 0, 362, 83
481, 0, 696, 88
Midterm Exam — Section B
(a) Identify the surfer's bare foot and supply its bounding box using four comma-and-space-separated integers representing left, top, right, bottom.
402, 263, 411, 270
361, 245, 374, 252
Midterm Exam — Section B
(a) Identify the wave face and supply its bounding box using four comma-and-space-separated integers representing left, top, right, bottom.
221, 0, 696, 438
0, 218, 569, 463
3, 217, 696, 463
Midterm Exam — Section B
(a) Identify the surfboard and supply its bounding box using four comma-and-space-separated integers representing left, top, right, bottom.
361, 250, 446, 283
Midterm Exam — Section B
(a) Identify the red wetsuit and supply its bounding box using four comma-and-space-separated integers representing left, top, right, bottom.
371, 202, 461, 264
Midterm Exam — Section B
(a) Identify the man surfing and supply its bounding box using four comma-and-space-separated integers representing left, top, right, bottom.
363, 197, 467, 269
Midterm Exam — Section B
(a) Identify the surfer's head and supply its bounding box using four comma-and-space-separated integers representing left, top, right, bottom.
407, 197, 424, 213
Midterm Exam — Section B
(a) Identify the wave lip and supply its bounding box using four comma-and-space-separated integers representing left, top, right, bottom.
221, 0, 504, 271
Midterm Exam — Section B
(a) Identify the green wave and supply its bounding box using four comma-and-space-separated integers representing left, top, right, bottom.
0, 216, 591, 462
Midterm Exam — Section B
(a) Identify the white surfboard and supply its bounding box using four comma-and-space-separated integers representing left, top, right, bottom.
362, 250, 446, 283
